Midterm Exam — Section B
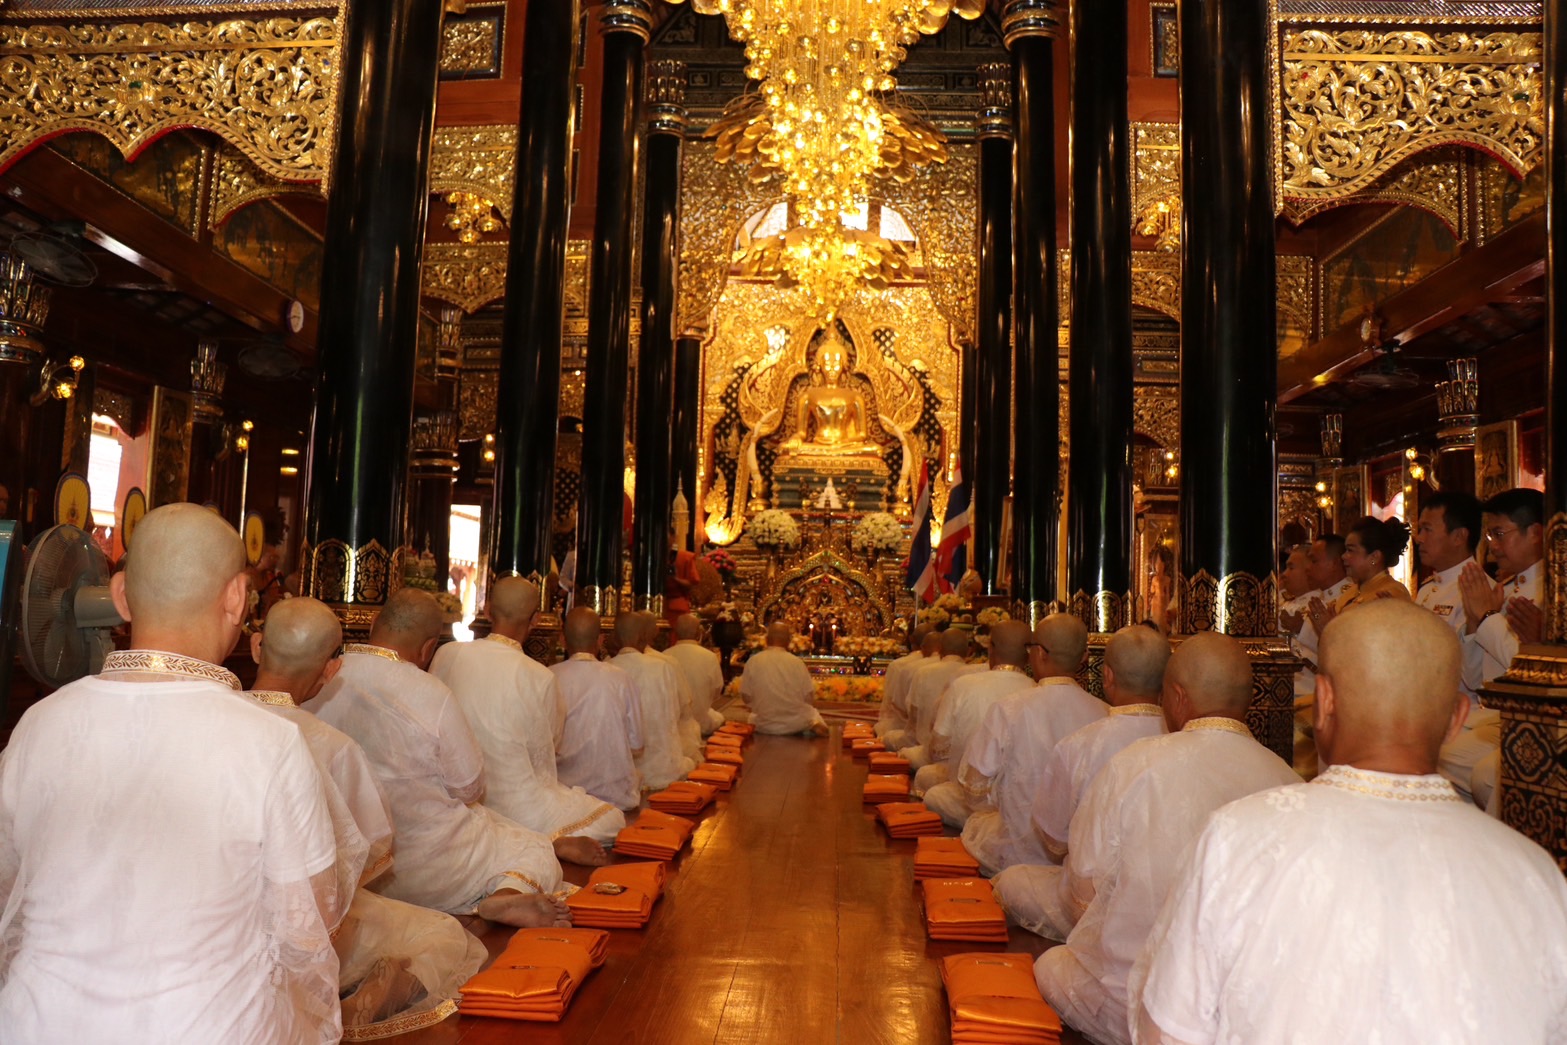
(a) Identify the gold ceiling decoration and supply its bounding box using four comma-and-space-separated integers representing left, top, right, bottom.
1281, 147, 1466, 234
1135, 196, 1181, 253
421, 242, 510, 314
443, 191, 503, 244
429, 124, 517, 220
1278, 26, 1544, 202
209, 140, 325, 226
0, 12, 343, 189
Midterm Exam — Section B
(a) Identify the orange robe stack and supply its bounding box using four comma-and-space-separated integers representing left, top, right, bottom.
939, 952, 1063, 1044
922, 879, 1009, 942
565, 862, 667, 929
613, 809, 697, 860
850, 738, 887, 758
914, 837, 981, 879
647, 780, 719, 815
862, 773, 912, 804
875, 801, 945, 838
703, 744, 745, 766
456, 929, 609, 1021
715, 721, 754, 738
841, 722, 875, 748
868, 751, 911, 774
688, 762, 739, 790
707, 732, 744, 750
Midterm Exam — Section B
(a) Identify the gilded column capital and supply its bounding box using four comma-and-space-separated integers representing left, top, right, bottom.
601, 0, 655, 42
977, 62, 1013, 139
1001, 0, 1062, 47
648, 59, 688, 136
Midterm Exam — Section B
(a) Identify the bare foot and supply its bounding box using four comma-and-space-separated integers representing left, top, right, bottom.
553, 835, 610, 867
476, 889, 572, 928
807, 722, 830, 737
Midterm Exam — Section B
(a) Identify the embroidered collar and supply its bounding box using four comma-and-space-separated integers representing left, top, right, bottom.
1110, 703, 1162, 718
344, 643, 401, 663
992, 664, 1029, 675
485, 633, 524, 652
248, 689, 296, 708
1312, 765, 1464, 804
100, 650, 240, 691
1037, 675, 1078, 687
568, 652, 599, 662
1182, 716, 1252, 737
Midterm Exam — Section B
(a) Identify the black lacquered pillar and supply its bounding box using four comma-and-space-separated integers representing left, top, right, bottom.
1178, 0, 1293, 761
974, 64, 1013, 596
631, 61, 686, 614
672, 333, 702, 554
408, 410, 459, 588
1003, 2, 1062, 626
576, 0, 653, 616
1482, 0, 1567, 869
492, 0, 580, 584
302, 0, 444, 633
1065, 0, 1134, 633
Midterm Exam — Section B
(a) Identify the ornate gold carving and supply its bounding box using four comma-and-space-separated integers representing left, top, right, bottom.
1480, 682, 1567, 872
677, 140, 779, 335
301, 538, 401, 607
1276, 253, 1316, 353
440, 15, 498, 75
1281, 147, 1466, 234
886, 143, 979, 345
1068, 590, 1132, 634
209, 139, 323, 225
755, 546, 895, 638
577, 584, 620, 617
429, 125, 516, 220
1278, 27, 1544, 202
1180, 569, 1278, 637
560, 369, 586, 420
0, 12, 343, 188
1546, 511, 1567, 647
1015, 600, 1054, 629
1476, 152, 1545, 244
421, 242, 508, 313
1237, 637, 1298, 764
1132, 386, 1179, 449
1130, 122, 1180, 228
458, 369, 496, 442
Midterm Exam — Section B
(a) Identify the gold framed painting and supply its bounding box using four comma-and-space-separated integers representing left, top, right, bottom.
1474, 420, 1519, 502
146, 387, 194, 508
1332, 465, 1369, 534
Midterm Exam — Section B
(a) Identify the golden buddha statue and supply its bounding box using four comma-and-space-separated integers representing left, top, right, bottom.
780, 331, 881, 456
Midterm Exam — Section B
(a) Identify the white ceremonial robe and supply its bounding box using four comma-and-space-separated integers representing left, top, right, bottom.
1293, 575, 1353, 663
307, 648, 563, 913
612, 648, 696, 788
914, 665, 1035, 796
898, 656, 983, 764
665, 640, 727, 734
1280, 589, 1320, 699
991, 705, 1166, 942
1416, 560, 1500, 799
954, 678, 1107, 874
651, 647, 705, 763
0, 655, 341, 1045
1132, 765, 1567, 1045
1450, 562, 1538, 804
740, 646, 826, 735
1035, 721, 1300, 1045
550, 654, 646, 811
250, 692, 486, 1039
875, 650, 928, 741
430, 637, 624, 844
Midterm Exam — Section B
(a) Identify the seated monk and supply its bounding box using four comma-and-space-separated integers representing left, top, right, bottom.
308, 589, 601, 929
1033, 633, 1299, 1045
663, 613, 727, 736
898, 627, 982, 769
610, 612, 696, 788
430, 578, 625, 845
251, 598, 485, 1036
644, 613, 705, 762
875, 624, 935, 742
1134, 600, 1567, 1043
740, 622, 830, 736
0, 504, 342, 1042
551, 608, 647, 811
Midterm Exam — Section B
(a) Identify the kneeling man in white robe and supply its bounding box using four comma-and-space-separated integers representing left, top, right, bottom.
610, 612, 696, 787
664, 613, 727, 735
741, 623, 829, 735
552, 608, 646, 810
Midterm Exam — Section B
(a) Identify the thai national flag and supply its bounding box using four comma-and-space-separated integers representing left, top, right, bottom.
936, 465, 972, 591
906, 460, 937, 605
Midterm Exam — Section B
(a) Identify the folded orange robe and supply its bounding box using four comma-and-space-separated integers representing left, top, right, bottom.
941, 952, 1063, 1044
458, 938, 598, 1021
914, 837, 981, 879
922, 879, 1009, 942
841, 723, 876, 747
850, 738, 887, 758
704, 745, 745, 766
499, 928, 609, 967
565, 884, 655, 928
707, 732, 744, 749
647, 780, 718, 814
688, 762, 739, 790
716, 721, 754, 737
868, 752, 912, 774
613, 810, 696, 860
862, 773, 912, 804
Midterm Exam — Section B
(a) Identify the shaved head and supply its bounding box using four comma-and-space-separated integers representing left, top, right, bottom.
122, 503, 246, 626
1104, 624, 1171, 699
259, 597, 342, 675
614, 613, 644, 648
766, 622, 792, 647
489, 577, 541, 625
563, 607, 602, 653
637, 611, 660, 645
1318, 599, 1462, 760
920, 630, 942, 655
673, 614, 702, 641
940, 627, 972, 657
1167, 632, 1253, 719
989, 620, 1029, 666
911, 622, 935, 647
1035, 613, 1089, 671
370, 589, 444, 648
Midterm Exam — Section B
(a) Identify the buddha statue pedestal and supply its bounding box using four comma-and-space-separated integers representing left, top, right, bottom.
772, 454, 890, 511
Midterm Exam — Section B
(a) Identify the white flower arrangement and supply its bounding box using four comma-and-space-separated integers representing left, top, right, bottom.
749, 509, 801, 549
789, 634, 813, 654
851, 512, 905, 553
918, 606, 951, 626
976, 606, 1010, 628
934, 592, 967, 613
837, 636, 906, 658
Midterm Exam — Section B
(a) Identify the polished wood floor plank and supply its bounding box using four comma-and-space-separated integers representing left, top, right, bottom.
390, 723, 1086, 1044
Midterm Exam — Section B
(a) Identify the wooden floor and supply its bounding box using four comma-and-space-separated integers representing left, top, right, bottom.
394, 721, 1088, 1045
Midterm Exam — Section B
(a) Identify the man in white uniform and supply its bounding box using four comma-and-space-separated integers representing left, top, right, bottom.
430, 578, 624, 845
741, 622, 829, 735
610, 612, 696, 786
0, 503, 342, 1043
1459, 488, 1545, 809
899, 627, 980, 768
551, 608, 646, 810
958, 614, 1105, 874
1276, 546, 1322, 777
878, 627, 939, 748
991, 624, 1169, 940
308, 589, 584, 928
1132, 600, 1567, 1045
252, 597, 486, 1037
1034, 632, 1299, 1045
664, 613, 727, 735
918, 621, 1034, 822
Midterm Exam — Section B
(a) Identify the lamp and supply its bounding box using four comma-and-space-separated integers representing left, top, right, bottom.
190, 339, 227, 421
31, 355, 83, 405
0, 253, 51, 365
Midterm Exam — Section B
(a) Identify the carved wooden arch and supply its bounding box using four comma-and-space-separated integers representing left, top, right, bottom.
756, 547, 894, 637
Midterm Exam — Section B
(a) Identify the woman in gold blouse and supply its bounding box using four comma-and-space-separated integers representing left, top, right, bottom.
1308, 515, 1412, 630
